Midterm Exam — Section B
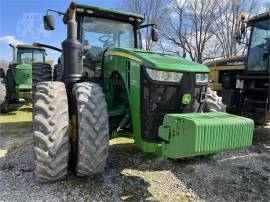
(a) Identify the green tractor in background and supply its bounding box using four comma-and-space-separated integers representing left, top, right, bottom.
0, 44, 52, 112
32, 2, 254, 182
0, 44, 47, 112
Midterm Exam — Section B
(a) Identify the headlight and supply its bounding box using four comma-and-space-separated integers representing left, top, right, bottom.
195, 73, 209, 84
145, 68, 183, 82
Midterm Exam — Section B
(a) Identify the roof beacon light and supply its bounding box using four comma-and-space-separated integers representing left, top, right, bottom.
76, 8, 84, 13
129, 17, 135, 21
240, 13, 246, 21
86, 9, 94, 14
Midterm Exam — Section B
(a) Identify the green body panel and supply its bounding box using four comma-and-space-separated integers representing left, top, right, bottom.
107, 48, 209, 73
103, 48, 254, 158
158, 112, 254, 158
7, 64, 32, 102
14, 64, 32, 86
14, 64, 32, 100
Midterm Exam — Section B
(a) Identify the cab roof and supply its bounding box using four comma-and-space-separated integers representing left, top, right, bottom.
64, 3, 144, 24
205, 55, 246, 67
16, 45, 45, 50
247, 11, 270, 26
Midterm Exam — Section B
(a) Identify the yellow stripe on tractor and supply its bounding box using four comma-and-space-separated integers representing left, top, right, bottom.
106, 51, 142, 63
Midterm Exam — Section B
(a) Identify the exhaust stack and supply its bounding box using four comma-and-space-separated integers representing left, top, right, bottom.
9, 44, 17, 63
67, 2, 77, 39
62, 2, 83, 92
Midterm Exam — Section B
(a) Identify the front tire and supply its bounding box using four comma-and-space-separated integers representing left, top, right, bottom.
33, 82, 69, 182
71, 82, 109, 176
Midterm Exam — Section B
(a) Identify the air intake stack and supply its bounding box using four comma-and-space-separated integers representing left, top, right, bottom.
62, 2, 83, 93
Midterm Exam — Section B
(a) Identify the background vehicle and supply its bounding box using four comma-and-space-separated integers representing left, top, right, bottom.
0, 45, 46, 112
206, 12, 270, 125
206, 55, 246, 114
32, 2, 254, 182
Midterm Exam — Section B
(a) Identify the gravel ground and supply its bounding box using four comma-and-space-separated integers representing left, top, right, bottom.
0, 107, 270, 201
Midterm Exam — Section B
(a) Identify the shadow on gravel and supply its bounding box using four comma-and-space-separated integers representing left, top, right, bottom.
253, 127, 270, 145
0, 103, 32, 116
0, 121, 32, 165
54, 143, 153, 201
1, 115, 269, 201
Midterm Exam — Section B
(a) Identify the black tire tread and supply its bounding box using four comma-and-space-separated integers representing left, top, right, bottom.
72, 82, 109, 176
33, 81, 69, 182
53, 64, 62, 81
32, 63, 53, 93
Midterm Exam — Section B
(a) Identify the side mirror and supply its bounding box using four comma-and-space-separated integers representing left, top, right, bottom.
151, 27, 159, 42
43, 15, 55, 31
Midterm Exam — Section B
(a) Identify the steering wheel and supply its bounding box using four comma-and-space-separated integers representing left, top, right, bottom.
99, 34, 113, 44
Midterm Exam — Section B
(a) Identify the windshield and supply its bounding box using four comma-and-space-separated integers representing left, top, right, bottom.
17, 49, 45, 64
82, 17, 135, 58
247, 19, 270, 71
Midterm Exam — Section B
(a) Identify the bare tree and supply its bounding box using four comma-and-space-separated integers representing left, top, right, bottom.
162, 0, 219, 63
123, 0, 265, 62
213, 0, 259, 58
123, 0, 171, 50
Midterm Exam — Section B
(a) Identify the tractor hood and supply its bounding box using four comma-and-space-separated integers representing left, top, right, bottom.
108, 48, 209, 73
16, 64, 32, 70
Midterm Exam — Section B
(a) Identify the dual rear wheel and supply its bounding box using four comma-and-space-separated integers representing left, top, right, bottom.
33, 81, 109, 182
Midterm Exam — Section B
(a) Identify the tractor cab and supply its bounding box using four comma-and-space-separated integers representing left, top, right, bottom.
246, 15, 270, 74
79, 15, 139, 77
10, 45, 46, 65
236, 12, 270, 124
17, 46, 45, 64
59, 4, 156, 78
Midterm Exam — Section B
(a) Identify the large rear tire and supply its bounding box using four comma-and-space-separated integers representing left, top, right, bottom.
6, 68, 17, 103
33, 82, 69, 182
204, 87, 226, 112
32, 63, 53, 93
53, 64, 62, 81
71, 82, 109, 176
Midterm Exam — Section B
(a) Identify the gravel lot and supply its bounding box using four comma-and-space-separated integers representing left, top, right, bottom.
0, 105, 270, 201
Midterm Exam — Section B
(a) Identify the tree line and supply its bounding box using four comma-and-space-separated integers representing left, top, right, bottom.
123, 0, 269, 63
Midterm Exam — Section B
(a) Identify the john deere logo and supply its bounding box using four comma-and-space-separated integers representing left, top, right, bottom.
24, 74, 29, 78
182, 94, 191, 104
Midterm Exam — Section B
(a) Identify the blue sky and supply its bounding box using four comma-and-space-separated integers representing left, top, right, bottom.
0, 0, 122, 63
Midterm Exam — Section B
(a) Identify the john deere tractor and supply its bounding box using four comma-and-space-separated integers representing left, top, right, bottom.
32, 2, 254, 182
0, 44, 47, 112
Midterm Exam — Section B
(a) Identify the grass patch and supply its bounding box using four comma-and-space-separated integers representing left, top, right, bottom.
0, 104, 32, 123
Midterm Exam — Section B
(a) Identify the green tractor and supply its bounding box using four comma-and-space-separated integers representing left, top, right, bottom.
32, 2, 254, 182
0, 44, 47, 112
